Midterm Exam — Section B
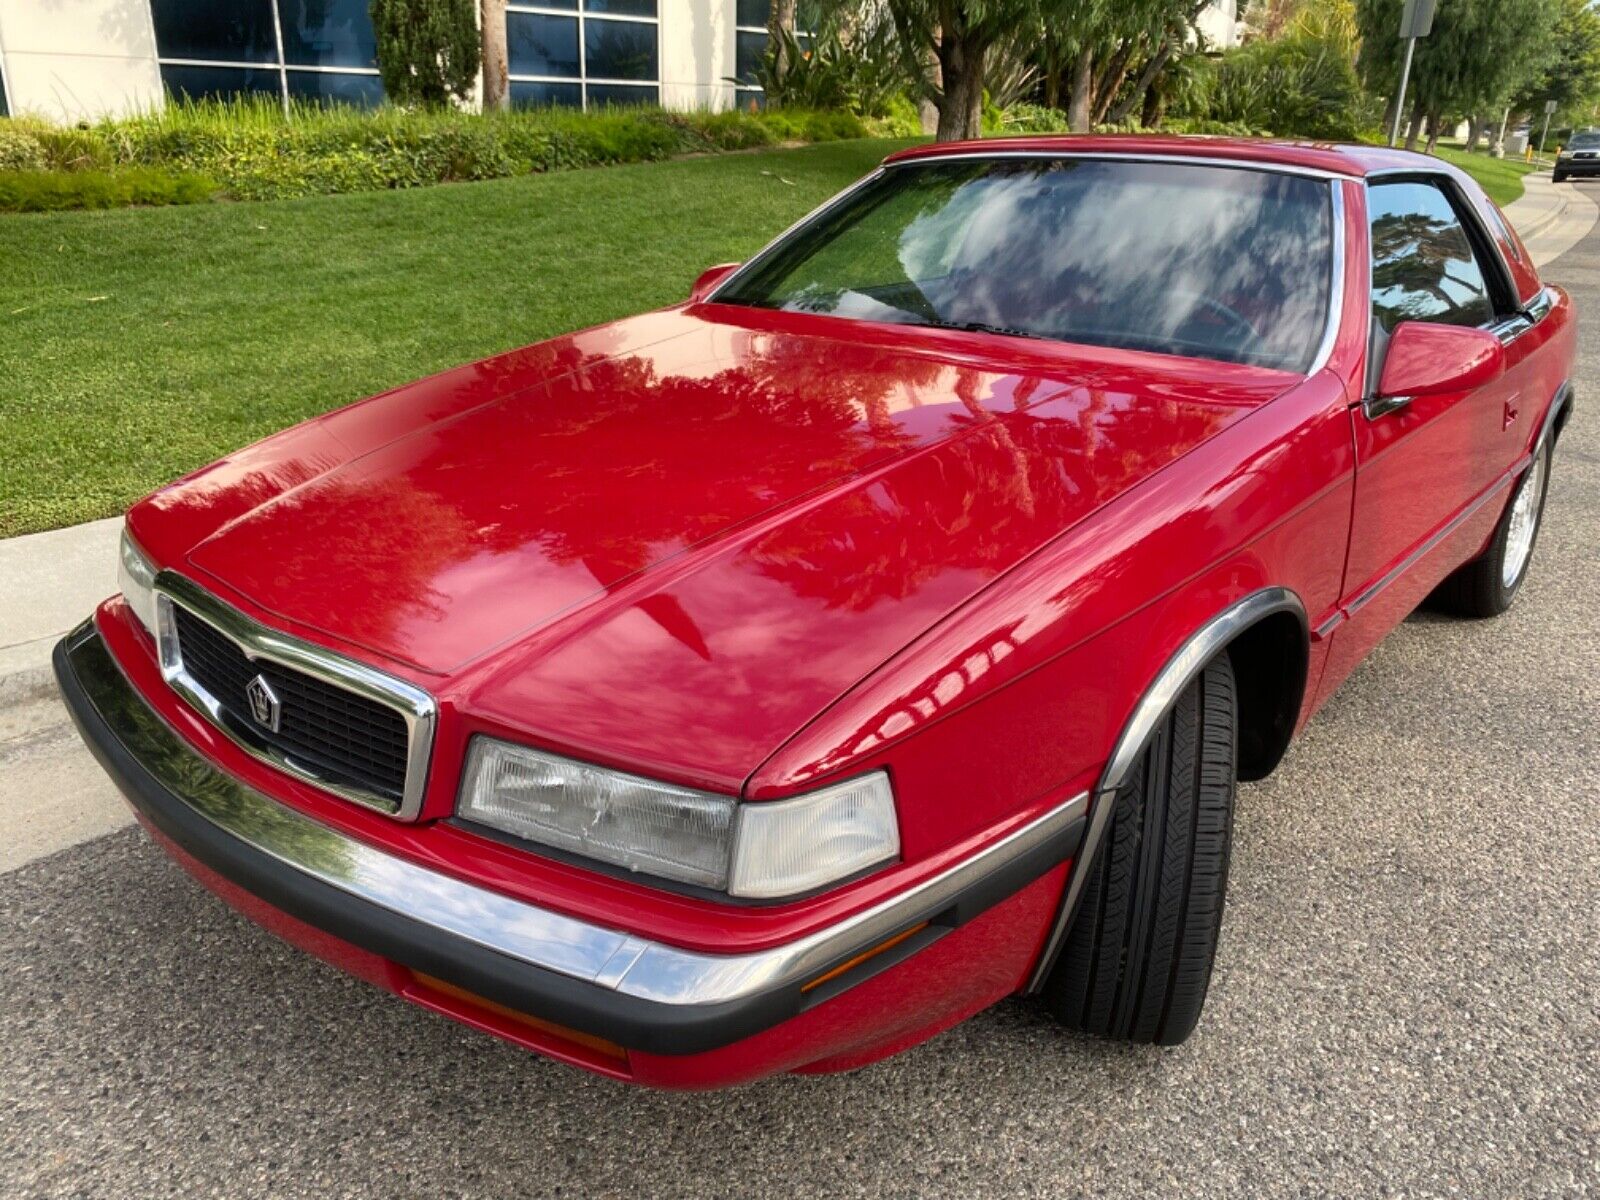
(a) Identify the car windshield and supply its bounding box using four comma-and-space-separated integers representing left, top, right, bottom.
715, 157, 1335, 372
1568, 132, 1600, 148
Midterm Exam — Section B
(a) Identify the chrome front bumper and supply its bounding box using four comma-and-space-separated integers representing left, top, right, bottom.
56, 619, 1086, 1053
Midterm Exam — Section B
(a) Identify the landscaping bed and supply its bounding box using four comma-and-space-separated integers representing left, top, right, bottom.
0, 99, 913, 211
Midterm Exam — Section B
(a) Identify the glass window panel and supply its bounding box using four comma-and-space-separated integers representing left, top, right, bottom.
584, 20, 657, 80
0, 58, 8, 118
735, 30, 766, 84
736, 0, 768, 26
508, 12, 580, 78
718, 159, 1335, 372
585, 0, 656, 15
285, 69, 384, 106
586, 83, 658, 107
1369, 181, 1496, 332
277, 0, 378, 68
161, 63, 282, 103
151, 0, 279, 63
510, 80, 582, 108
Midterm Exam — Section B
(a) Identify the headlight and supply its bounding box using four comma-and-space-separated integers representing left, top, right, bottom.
118, 527, 159, 638
458, 738, 899, 898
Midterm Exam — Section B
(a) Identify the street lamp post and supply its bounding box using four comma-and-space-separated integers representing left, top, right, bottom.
1389, 0, 1437, 148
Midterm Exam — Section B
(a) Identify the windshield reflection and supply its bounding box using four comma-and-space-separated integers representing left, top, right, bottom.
719, 158, 1334, 372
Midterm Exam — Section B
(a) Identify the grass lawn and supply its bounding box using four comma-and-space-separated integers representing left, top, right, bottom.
0, 138, 912, 537
1431, 144, 1538, 207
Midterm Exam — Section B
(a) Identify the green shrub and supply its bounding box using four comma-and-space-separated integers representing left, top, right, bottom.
0, 98, 886, 209
1188, 32, 1365, 140
1001, 101, 1073, 134
0, 167, 217, 212
0, 127, 46, 172
864, 94, 924, 138
1158, 116, 1273, 137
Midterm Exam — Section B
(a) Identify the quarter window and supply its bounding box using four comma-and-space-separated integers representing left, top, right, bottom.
1368, 180, 1496, 332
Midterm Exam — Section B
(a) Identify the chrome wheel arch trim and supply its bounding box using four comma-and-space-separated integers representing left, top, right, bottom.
1024, 585, 1308, 993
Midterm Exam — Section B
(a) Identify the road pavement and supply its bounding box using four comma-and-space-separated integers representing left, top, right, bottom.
2, 188, 1598, 1199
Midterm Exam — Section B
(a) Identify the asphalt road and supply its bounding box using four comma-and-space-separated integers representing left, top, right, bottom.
4, 214, 1599, 1200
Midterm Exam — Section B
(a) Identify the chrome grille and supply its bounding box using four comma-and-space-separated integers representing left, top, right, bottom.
172, 607, 410, 801
152, 573, 435, 819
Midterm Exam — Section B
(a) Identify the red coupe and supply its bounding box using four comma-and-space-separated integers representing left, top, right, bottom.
58, 137, 1573, 1088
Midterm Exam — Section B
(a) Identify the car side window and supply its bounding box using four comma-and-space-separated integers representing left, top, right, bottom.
1368, 180, 1497, 332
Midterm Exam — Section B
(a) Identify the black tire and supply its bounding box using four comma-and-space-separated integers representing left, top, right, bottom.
1434, 439, 1552, 618
1042, 653, 1237, 1046
1554, 172, 1568, 183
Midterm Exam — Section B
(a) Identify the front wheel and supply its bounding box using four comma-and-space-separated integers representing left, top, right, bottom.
1041, 653, 1237, 1045
1554, 172, 1568, 183
1435, 439, 1552, 618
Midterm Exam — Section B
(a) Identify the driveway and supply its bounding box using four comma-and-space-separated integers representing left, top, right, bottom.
2, 193, 1597, 1199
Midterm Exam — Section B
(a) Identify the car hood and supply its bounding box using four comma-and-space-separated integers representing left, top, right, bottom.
160, 305, 1296, 789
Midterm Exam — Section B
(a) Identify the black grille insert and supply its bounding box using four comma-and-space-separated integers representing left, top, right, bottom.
172, 605, 410, 803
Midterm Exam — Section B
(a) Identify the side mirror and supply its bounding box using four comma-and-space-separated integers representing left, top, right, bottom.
1372, 321, 1505, 416
689, 262, 740, 303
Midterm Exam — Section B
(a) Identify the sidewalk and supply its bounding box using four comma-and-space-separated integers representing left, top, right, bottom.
1504, 172, 1600, 266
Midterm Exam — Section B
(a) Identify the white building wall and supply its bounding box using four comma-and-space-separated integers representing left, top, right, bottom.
1195, 0, 1241, 50
0, 0, 162, 121
661, 0, 736, 111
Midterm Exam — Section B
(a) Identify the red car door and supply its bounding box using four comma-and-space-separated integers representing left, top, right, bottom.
1320, 174, 1532, 696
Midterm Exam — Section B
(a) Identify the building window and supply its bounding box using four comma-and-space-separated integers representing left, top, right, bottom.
733, 0, 767, 104
507, 0, 660, 109
151, 0, 385, 108
732, 0, 813, 107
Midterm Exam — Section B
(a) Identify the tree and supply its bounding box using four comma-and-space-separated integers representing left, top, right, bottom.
482, 0, 509, 111
768, 0, 800, 86
1356, 0, 1559, 151
370, 0, 481, 108
882, 0, 1049, 141
1031, 0, 1211, 133
1513, 0, 1600, 123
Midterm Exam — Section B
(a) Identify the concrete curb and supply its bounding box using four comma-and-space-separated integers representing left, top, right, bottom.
0, 516, 121, 692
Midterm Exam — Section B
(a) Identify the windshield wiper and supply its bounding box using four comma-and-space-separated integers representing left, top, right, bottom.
931, 319, 1049, 341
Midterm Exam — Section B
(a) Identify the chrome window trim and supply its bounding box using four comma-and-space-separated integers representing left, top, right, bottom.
712, 155, 1347, 377
68, 620, 1085, 1008
151, 571, 436, 821
1026, 587, 1306, 993
876, 150, 1357, 181
1307, 178, 1346, 376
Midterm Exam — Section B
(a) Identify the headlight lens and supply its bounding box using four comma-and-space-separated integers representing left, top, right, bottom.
457, 738, 899, 898
118, 527, 159, 637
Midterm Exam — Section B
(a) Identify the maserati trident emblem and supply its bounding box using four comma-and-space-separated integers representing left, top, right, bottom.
246, 675, 281, 733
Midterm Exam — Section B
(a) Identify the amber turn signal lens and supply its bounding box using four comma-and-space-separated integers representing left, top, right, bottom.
411, 973, 628, 1062
801, 922, 929, 994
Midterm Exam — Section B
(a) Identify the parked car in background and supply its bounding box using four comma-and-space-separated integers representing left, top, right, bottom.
58, 137, 1573, 1088
1554, 131, 1600, 181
